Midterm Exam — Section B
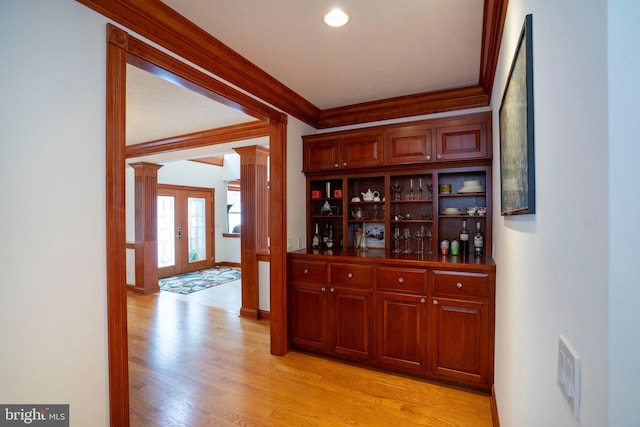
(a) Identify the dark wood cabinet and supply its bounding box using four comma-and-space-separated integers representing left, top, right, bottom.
428, 269, 494, 387
435, 119, 488, 162
292, 110, 496, 392
287, 253, 495, 391
328, 262, 374, 360
385, 125, 433, 164
289, 259, 374, 361
303, 111, 491, 171
303, 133, 383, 171
288, 259, 329, 351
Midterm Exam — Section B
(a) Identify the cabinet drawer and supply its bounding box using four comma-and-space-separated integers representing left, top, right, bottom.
329, 263, 373, 288
289, 259, 327, 284
432, 270, 489, 299
378, 267, 427, 293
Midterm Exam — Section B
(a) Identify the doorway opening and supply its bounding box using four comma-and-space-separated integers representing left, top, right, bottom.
105, 24, 288, 426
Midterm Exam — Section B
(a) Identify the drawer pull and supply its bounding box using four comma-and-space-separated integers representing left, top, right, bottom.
420, 298, 426, 304
347, 272, 353, 278
433, 299, 439, 305
398, 277, 404, 284
321, 287, 326, 292
330, 287, 335, 293
456, 282, 463, 288
304, 269, 309, 274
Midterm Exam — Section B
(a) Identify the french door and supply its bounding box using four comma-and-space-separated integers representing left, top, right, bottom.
157, 185, 214, 278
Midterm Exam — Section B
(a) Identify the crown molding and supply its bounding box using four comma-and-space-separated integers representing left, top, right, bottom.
78, 0, 507, 129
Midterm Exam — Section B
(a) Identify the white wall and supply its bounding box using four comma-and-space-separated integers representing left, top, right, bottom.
0, 1, 109, 425
491, 1, 611, 426
608, 1, 640, 425
286, 116, 315, 250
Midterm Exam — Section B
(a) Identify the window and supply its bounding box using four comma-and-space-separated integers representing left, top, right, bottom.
227, 180, 241, 234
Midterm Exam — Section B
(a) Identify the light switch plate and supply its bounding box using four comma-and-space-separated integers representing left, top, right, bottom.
557, 335, 581, 419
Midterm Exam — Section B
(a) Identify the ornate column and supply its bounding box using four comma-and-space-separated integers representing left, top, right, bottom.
233, 146, 270, 319
129, 162, 163, 295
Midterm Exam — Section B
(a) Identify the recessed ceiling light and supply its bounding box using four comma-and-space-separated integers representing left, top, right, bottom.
323, 8, 350, 28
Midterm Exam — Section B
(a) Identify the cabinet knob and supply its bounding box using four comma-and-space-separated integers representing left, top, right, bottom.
330, 287, 335, 293
432, 299, 439, 305
304, 269, 309, 274
420, 298, 426, 304
321, 286, 326, 292
398, 277, 404, 284
456, 282, 463, 288
426, 155, 431, 161
347, 272, 353, 278
334, 163, 339, 168
437, 153, 442, 159
343, 162, 347, 167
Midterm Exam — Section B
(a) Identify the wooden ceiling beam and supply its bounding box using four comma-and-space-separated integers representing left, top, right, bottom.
125, 120, 269, 158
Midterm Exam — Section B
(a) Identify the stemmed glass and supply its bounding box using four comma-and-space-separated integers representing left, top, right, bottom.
402, 228, 412, 253
391, 185, 403, 201
413, 227, 426, 253
392, 228, 401, 253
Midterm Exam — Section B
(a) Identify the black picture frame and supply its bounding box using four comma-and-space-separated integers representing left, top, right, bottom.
499, 14, 535, 215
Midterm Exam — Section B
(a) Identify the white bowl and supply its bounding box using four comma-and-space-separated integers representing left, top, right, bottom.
463, 180, 481, 187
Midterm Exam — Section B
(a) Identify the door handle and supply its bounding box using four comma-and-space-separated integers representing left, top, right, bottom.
177, 226, 182, 239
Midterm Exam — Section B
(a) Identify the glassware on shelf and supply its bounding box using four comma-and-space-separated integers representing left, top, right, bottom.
392, 227, 401, 253
413, 226, 426, 253
391, 185, 403, 200
402, 227, 412, 253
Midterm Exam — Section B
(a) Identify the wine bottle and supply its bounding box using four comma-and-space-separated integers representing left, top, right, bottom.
459, 219, 470, 255
312, 223, 321, 249
473, 221, 484, 256
326, 224, 334, 248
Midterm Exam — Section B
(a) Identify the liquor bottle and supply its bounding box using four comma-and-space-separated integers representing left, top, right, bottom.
459, 219, 470, 255
312, 223, 321, 249
323, 223, 330, 247
326, 224, 334, 248
473, 221, 484, 256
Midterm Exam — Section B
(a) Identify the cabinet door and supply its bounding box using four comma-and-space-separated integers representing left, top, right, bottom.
342, 134, 383, 168
376, 292, 427, 372
329, 287, 373, 360
303, 139, 341, 171
289, 282, 328, 352
385, 126, 433, 164
428, 297, 490, 386
435, 122, 487, 161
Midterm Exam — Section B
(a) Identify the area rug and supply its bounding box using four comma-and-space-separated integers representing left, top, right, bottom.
159, 267, 241, 295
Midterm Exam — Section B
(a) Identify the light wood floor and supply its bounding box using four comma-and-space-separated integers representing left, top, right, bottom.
128, 284, 493, 426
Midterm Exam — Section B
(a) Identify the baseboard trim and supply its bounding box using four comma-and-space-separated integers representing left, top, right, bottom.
217, 261, 241, 269
258, 310, 270, 320
491, 384, 500, 427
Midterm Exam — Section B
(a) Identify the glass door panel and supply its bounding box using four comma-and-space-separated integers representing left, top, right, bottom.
158, 195, 176, 268
188, 197, 206, 263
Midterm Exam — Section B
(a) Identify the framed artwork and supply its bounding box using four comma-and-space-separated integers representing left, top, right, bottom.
499, 14, 535, 215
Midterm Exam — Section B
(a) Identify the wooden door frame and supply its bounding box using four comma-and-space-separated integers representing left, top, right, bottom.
106, 25, 288, 426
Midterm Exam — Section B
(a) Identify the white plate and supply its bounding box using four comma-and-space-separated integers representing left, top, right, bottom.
458, 187, 485, 193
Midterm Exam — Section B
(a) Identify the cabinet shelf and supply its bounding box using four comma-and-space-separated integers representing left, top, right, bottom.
439, 193, 486, 197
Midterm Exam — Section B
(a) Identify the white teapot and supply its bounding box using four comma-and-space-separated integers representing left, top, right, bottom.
361, 189, 380, 202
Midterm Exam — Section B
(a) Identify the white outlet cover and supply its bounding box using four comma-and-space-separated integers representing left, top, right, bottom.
557, 335, 581, 419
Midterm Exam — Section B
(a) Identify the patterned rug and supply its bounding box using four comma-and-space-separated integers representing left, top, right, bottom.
159, 267, 241, 295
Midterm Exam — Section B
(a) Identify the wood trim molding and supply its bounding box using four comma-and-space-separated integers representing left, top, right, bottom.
190, 156, 224, 167
317, 85, 489, 129
77, 0, 319, 126
104, 24, 288, 427
222, 233, 241, 238
125, 121, 270, 158
479, 0, 510, 96
105, 24, 130, 427
490, 385, 500, 427
78, 0, 506, 129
